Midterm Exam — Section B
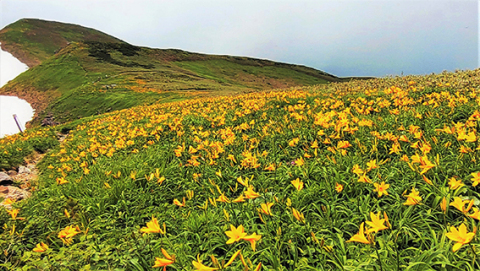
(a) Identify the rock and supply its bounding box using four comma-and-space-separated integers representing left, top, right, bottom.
0, 172, 11, 181
0, 172, 13, 185
18, 166, 31, 174
41, 113, 59, 127
0, 186, 31, 201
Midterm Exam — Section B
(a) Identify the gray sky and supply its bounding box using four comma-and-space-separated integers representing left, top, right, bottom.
0, 0, 478, 77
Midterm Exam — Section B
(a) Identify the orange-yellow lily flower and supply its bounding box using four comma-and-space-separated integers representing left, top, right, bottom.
192, 254, 218, 271
347, 222, 370, 244
471, 172, 480, 187
259, 202, 274, 216
292, 208, 305, 223
225, 225, 247, 244
335, 183, 343, 193
216, 194, 230, 203
242, 232, 262, 251
32, 242, 49, 253
244, 186, 260, 199
173, 197, 186, 207
223, 250, 241, 268
6, 209, 19, 220
291, 178, 304, 191
140, 216, 165, 234
373, 181, 389, 197
403, 187, 422, 206
153, 248, 175, 270
448, 177, 463, 190
365, 212, 388, 234
468, 207, 480, 220
446, 223, 475, 252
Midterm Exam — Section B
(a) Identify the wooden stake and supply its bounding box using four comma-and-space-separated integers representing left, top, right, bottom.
13, 114, 23, 133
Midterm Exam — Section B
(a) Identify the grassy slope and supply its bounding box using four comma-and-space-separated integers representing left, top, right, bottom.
1, 69, 480, 270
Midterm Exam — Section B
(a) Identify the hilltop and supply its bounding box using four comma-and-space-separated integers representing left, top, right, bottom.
0, 18, 359, 126
0, 18, 123, 67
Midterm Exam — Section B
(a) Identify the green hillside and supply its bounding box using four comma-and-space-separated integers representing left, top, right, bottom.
0, 19, 354, 126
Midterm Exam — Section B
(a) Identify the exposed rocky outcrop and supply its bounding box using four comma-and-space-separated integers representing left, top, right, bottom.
0, 152, 44, 208
41, 113, 60, 126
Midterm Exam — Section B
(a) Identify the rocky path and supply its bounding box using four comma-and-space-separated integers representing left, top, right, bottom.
0, 132, 67, 208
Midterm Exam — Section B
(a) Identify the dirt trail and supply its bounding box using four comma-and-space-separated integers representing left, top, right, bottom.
0, 132, 67, 208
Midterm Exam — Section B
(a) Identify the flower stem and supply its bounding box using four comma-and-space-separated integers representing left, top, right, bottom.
469, 243, 479, 269
374, 244, 384, 271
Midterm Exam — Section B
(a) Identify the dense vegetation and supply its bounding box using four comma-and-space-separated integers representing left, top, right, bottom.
2, 69, 480, 270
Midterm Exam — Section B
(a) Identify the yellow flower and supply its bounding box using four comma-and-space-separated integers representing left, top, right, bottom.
289, 138, 299, 147
468, 207, 480, 220
449, 197, 473, 214
153, 248, 175, 270
448, 177, 463, 190
153, 258, 174, 270
400, 155, 409, 162
422, 175, 433, 185
6, 209, 19, 220
446, 223, 475, 252
2, 198, 15, 205
242, 232, 262, 251
418, 156, 435, 174
373, 181, 389, 197
140, 216, 165, 234
56, 177, 68, 185
358, 174, 371, 183
337, 140, 351, 149
292, 208, 305, 223
237, 176, 249, 187
32, 242, 49, 253
225, 225, 247, 244
244, 186, 260, 199
232, 194, 246, 203
471, 172, 480, 187
335, 183, 343, 193
366, 159, 378, 172
440, 197, 447, 214
294, 157, 305, 166
264, 163, 276, 171
58, 225, 81, 245
173, 197, 186, 207
347, 222, 370, 244
352, 164, 364, 175
216, 194, 230, 203
259, 202, 274, 216
192, 255, 218, 271
403, 187, 422, 206
291, 178, 304, 191
365, 212, 388, 234
224, 250, 241, 268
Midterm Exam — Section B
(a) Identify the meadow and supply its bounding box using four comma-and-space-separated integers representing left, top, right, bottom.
1, 68, 480, 270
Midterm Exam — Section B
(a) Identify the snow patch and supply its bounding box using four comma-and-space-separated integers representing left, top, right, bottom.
0, 42, 34, 138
